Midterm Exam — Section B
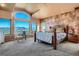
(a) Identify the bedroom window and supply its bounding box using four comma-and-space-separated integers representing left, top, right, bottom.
41, 21, 46, 32
14, 11, 31, 34
15, 20, 30, 34
32, 22, 37, 32
0, 18, 10, 35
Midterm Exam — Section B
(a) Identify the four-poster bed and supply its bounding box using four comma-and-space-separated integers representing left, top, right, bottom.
34, 25, 69, 50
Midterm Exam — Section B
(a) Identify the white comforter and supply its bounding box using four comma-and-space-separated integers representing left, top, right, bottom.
0, 32, 4, 44
36, 32, 66, 44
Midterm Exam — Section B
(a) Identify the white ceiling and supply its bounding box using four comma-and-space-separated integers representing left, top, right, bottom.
15, 3, 79, 19
0, 3, 79, 19
32, 3, 79, 18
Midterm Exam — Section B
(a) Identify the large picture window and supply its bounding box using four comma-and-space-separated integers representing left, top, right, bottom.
41, 21, 46, 32
14, 11, 37, 34
15, 20, 30, 34
14, 11, 31, 34
32, 22, 37, 31
0, 18, 10, 35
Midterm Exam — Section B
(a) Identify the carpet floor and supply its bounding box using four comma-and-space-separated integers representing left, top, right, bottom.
0, 38, 78, 56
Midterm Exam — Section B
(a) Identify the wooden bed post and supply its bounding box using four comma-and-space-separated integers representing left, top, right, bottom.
52, 28, 57, 50
34, 31, 36, 42
62, 25, 69, 42
66, 25, 69, 41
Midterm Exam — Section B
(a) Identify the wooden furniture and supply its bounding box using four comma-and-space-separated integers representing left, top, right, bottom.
4, 31, 27, 42
68, 33, 79, 43
5, 35, 14, 42
14, 31, 27, 41
67, 25, 79, 43
15, 35, 25, 40
52, 28, 57, 50
5, 35, 26, 42
34, 25, 69, 50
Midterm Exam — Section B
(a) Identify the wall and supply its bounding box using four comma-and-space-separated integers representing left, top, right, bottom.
45, 9, 79, 34
0, 10, 11, 19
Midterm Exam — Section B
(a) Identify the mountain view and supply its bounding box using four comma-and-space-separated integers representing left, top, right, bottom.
0, 12, 37, 35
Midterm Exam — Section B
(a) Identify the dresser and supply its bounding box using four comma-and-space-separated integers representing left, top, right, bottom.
68, 33, 79, 43
5, 35, 14, 42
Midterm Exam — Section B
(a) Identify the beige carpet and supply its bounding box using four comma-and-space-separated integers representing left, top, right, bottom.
0, 38, 78, 56
58, 42, 79, 56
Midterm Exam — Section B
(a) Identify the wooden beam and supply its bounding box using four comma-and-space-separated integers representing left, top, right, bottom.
37, 19, 42, 32
10, 4, 16, 36
10, 17, 15, 35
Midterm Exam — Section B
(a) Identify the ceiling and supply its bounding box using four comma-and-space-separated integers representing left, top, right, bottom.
0, 3, 15, 12
0, 3, 15, 19
0, 3, 79, 19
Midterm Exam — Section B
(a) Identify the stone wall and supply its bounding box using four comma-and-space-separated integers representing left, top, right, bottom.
45, 9, 79, 34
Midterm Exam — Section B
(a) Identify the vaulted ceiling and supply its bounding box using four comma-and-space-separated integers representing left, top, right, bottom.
0, 3, 79, 19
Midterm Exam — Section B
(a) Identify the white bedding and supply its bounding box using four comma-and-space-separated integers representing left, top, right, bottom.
0, 32, 4, 44
36, 32, 66, 44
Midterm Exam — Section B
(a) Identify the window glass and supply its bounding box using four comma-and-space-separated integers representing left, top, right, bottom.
0, 18, 10, 35
32, 22, 37, 31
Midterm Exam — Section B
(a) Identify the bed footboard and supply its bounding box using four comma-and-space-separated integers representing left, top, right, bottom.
34, 31, 57, 50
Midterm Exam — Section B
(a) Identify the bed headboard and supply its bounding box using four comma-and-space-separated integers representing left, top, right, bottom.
54, 25, 69, 41
64, 25, 69, 41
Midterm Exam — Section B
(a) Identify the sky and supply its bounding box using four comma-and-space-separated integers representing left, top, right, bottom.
0, 18, 10, 27
15, 12, 31, 20
0, 12, 36, 30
